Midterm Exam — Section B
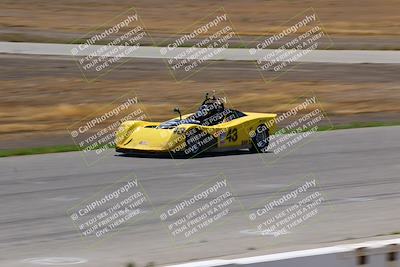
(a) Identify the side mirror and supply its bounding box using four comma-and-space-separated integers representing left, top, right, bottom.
173, 107, 182, 120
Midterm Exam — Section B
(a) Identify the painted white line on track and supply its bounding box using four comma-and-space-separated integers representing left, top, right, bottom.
240, 229, 291, 236
256, 183, 289, 188
21, 257, 87, 265
343, 197, 376, 202
47, 197, 81, 202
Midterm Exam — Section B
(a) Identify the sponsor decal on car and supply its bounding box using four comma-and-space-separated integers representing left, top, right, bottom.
219, 131, 227, 145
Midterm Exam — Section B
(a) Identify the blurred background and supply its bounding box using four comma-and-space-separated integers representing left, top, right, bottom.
1, 0, 399, 150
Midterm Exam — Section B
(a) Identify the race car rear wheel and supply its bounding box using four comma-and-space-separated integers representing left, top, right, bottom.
250, 124, 269, 153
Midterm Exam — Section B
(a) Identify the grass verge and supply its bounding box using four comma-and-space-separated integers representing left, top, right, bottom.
0, 145, 79, 158
317, 121, 400, 131
0, 121, 399, 157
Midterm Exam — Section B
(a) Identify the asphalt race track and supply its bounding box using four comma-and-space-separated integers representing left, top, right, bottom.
1, 42, 400, 64
1, 126, 400, 267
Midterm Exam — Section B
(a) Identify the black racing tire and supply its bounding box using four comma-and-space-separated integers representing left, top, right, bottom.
250, 124, 270, 153
184, 128, 216, 157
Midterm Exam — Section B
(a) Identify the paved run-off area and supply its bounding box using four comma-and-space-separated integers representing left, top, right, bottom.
0, 126, 399, 266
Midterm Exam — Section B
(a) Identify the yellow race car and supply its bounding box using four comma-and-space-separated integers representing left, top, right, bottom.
115, 93, 277, 157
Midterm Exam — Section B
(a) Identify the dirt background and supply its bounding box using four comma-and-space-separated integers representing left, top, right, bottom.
1, 0, 400, 49
0, 54, 399, 149
1, 0, 400, 149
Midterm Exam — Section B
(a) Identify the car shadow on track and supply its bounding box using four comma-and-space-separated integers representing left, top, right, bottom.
114, 149, 273, 159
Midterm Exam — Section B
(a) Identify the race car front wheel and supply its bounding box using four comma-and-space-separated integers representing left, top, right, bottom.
250, 124, 269, 153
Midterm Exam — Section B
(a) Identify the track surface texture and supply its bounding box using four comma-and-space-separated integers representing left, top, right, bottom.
0, 126, 400, 266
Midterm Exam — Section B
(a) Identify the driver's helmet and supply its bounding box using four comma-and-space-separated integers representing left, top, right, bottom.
194, 100, 224, 122
193, 104, 210, 120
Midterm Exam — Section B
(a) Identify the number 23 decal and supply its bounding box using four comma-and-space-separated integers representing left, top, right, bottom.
227, 128, 238, 142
